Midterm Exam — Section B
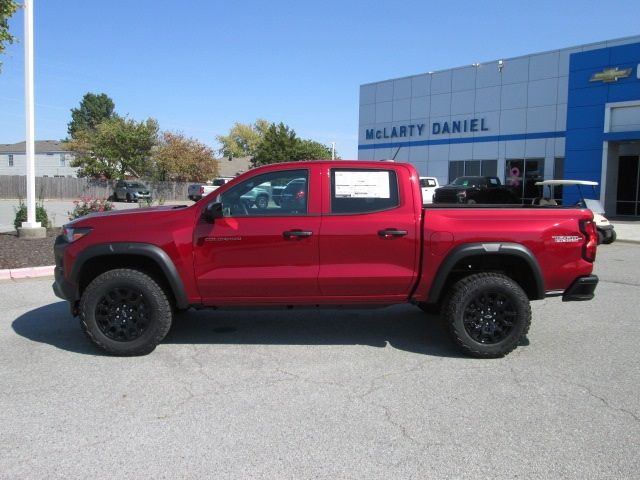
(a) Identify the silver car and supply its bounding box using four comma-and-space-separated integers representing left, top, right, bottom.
114, 181, 152, 202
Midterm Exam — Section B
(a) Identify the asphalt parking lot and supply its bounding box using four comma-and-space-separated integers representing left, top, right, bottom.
1, 243, 639, 479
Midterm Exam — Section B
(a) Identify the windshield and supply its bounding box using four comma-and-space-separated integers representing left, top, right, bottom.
451, 177, 484, 187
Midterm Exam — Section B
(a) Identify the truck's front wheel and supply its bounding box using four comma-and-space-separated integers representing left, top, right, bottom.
443, 273, 530, 358
79, 269, 173, 356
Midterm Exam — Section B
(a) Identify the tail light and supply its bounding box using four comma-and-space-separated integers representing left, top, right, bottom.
199, 186, 205, 195
580, 219, 597, 262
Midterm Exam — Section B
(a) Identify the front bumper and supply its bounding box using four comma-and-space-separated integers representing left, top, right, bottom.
562, 275, 598, 302
52, 235, 79, 310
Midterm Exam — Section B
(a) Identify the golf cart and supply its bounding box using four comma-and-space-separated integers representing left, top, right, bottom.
534, 180, 616, 245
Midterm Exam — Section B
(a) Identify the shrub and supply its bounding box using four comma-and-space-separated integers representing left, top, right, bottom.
68, 196, 114, 220
13, 201, 50, 230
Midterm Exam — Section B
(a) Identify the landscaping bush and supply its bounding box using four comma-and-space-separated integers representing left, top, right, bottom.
13, 201, 50, 230
68, 196, 114, 220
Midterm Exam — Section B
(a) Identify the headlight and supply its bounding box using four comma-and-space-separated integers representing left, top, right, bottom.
456, 191, 467, 199
63, 226, 92, 243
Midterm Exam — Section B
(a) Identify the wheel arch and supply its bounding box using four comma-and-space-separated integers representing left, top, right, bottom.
71, 243, 189, 309
427, 243, 545, 304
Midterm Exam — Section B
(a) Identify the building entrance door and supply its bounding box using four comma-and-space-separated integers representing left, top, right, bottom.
617, 155, 640, 216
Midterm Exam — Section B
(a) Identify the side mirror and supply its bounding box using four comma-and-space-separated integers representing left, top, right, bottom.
202, 201, 224, 222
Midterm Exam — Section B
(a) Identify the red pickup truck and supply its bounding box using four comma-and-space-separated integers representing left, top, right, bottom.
53, 161, 599, 358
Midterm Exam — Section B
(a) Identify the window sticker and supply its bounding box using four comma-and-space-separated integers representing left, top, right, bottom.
334, 171, 390, 198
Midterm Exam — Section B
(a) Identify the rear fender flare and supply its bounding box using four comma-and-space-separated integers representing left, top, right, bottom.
427, 242, 545, 303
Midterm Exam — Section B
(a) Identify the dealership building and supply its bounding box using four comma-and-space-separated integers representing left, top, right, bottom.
358, 35, 640, 216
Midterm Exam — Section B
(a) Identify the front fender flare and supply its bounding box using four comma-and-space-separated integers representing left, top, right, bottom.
70, 242, 189, 309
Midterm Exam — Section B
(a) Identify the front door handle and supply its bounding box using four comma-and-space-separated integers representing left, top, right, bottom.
378, 228, 408, 238
283, 230, 313, 239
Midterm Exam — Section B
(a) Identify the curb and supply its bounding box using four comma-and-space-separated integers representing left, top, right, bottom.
616, 239, 640, 245
0, 265, 55, 280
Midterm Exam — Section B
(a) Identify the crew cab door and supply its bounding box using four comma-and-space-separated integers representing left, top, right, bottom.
193, 168, 321, 304
318, 166, 420, 299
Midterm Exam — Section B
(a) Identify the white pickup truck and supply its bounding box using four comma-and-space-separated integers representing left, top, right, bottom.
188, 177, 234, 201
419, 176, 440, 204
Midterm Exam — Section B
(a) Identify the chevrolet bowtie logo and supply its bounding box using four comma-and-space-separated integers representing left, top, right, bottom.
590, 67, 632, 83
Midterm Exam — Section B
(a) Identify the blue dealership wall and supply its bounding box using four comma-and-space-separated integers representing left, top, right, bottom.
565, 42, 640, 202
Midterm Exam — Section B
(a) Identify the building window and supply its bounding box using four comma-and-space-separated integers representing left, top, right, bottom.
448, 160, 497, 183
59, 153, 66, 167
8, 154, 14, 167
505, 159, 545, 203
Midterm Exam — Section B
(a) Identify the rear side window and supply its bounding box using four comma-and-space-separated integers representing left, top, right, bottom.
420, 178, 437, 187
330, 169, 399, 214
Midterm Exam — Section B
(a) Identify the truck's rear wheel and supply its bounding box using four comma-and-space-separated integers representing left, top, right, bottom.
443, 273, 531, 358
79, 269, 173, 356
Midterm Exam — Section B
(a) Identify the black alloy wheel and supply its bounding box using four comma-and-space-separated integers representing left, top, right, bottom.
461, 291, 515, 344
95, 286, 150, 341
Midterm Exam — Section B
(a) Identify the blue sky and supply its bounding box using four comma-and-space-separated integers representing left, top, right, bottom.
1, 0, 639, 159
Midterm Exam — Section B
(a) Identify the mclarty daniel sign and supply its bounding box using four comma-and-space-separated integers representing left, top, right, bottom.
365, 117, 489, 140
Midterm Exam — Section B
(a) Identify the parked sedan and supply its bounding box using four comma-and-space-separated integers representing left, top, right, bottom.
114, 181, 151, 202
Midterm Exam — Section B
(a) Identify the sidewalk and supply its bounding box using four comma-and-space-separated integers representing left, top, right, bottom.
610, 220, 640, 245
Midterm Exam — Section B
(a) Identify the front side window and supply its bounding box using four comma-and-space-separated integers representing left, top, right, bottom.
330, 169, 399, 214
219, 169, 308, 217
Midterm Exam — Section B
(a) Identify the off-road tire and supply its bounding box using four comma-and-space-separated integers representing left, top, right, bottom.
443, 273, 531, 358
79, 268, 173, 356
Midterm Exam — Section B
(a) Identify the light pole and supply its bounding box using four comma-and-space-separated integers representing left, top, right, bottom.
18, 0, 45, 238
331, 142, 335, 160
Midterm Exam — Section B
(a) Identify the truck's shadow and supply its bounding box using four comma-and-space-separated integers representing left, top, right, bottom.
12, 302, 465, 358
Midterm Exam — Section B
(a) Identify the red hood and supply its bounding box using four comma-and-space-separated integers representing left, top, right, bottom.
67, 204, 191, 226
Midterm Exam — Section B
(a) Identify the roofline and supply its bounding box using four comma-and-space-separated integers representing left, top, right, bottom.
360, 34, 640, 87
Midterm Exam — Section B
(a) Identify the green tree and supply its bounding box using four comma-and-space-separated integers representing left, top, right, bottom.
251, 123, 301, 167
69, 116, 159, 179
216, 118, 269, 158
251, 122, 336, 166
67, 93, 115, 138
152, 132, 219, 182
296, 139, 335, 160
0, 0, 19, 71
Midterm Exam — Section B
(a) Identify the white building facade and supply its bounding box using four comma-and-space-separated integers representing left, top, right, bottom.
358, 35, 640, 217
0, 140, 78, 177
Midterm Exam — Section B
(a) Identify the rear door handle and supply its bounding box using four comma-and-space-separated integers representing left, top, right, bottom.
378, 228, 408, 238
283, 230, 313, 239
